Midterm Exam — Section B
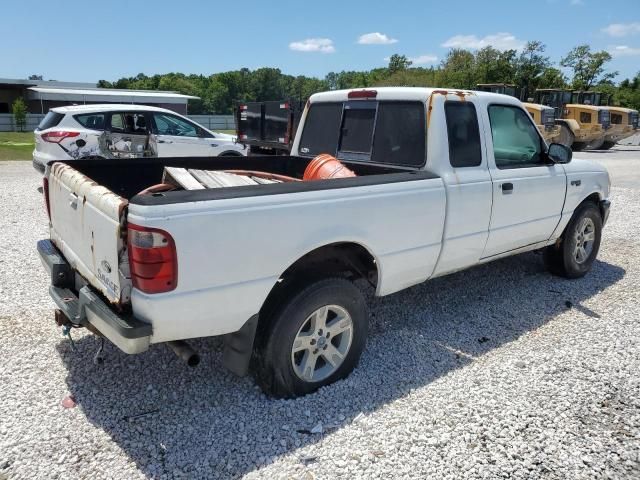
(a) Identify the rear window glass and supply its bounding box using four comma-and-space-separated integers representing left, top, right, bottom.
445, 102, 482, 168
371, 102, 425, 166
298, 103, 342, 156
339, 103, 376, 154
74, 113, 105, 130
299, 101, 426, 166
37, 111, 64, 131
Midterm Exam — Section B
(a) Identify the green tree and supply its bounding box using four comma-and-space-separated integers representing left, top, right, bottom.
515, 41, 551, 96
12, 97, 27, 132
474, 47, 517, 85
387, 54, 413, 74
560, 45, 618, 90
617, 73, 640, 110
440, 49, 476, 88
537, 67, 568, 89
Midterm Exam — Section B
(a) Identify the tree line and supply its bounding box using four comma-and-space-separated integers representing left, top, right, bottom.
98, 42, 640, 114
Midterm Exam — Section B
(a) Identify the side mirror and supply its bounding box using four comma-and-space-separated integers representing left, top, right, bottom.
548, 143, 572, 164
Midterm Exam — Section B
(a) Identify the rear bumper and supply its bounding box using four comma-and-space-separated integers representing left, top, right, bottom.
37, 239, 151, 354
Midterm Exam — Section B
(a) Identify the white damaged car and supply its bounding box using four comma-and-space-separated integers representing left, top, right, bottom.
33, 104, 246, 173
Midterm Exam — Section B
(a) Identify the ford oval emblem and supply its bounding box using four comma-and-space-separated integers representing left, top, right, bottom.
101, 260, 112, 274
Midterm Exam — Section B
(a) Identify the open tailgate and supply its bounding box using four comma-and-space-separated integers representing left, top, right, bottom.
48, 163, 130, 305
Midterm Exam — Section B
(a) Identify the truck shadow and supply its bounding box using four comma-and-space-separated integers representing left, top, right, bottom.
57, 253, 624, 479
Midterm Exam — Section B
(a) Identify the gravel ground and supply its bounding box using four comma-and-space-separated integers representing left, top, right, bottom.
1, 149, 639, 480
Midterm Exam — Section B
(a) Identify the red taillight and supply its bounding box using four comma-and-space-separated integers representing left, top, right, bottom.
43, 177, 51, 220
41, 131, 80, 143
281, 102, 289, 109
348, 89, 377, 99
127, 224, 177, 294
239, 104, 247, 111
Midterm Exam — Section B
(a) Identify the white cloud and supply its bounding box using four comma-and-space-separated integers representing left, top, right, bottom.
289, 38, 335, 53
441, 32, 525, 51
357, 32, 398, 45
410, 54, 438, 65
609, 45, 640, 56
602, 22, 640, 37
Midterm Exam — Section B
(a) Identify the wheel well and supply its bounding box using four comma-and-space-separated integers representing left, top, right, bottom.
218, 151, 243, 157
581, 192, 605, 217
257, 243, 378, 328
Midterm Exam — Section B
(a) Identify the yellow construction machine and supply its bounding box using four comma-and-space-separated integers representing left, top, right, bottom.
476, 84, 561, 144
534, 89, 609, 151
572, 91, 639, 149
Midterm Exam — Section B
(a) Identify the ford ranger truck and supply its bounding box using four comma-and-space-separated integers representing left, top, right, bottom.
38, 87, 611, 398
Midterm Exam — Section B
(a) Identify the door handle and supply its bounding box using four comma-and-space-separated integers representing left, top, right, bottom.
158, 139, 173, 144
501, 182, 514, 194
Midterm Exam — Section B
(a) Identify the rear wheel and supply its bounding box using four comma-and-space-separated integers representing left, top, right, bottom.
601, 141, 616, 150
544, 202, 602, 279
556, 124, 575, 149
253, 277, 368, 398
572, 142, 587, 152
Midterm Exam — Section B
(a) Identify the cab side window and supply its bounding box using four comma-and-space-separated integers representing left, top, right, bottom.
445, 101, 482, 168
488, 105, 543, 169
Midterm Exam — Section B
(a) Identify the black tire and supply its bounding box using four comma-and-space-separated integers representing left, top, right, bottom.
253, 277, 368, 398
572, 142, 587, 152
585, 137, 605, 150
601, 141, 616, 150
543, 202, 603, 279
556, 124, 575, 149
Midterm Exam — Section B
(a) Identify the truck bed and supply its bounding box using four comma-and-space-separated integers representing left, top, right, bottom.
58, 155, 434, 204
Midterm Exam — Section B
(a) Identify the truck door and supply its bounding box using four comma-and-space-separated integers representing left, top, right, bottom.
482, 104, 566, 258
151, 112, 221, 157
431, 97, 493, 276
102, 112, 152, 158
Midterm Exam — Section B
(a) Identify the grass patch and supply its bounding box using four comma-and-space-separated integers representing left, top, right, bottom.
0, 132, 34, 161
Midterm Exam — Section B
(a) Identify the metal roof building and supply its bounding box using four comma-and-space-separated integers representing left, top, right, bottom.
0, 78, 199, 115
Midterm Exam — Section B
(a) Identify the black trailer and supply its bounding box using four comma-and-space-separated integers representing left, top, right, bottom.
235, 100, 304, 155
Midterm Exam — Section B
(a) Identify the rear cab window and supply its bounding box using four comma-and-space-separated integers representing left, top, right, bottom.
299, 100, 425, 167
36, 111, 64, 131
444, 101, 482, 168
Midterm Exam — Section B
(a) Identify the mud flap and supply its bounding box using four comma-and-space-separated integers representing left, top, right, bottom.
222, 314, 259, 376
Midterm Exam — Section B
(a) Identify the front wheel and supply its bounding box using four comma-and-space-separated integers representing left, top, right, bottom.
253, 278, 368, 398
601, 141, 616, 150
544, 202, 603, 278
556, 124, 575, 149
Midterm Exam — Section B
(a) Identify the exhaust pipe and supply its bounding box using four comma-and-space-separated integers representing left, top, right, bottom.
167, 340, 200, 367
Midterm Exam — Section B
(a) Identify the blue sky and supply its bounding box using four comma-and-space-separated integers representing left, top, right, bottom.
1, 0, 639, 82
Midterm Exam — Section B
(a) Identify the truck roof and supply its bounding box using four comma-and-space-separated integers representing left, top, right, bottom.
309, 86, 522, 105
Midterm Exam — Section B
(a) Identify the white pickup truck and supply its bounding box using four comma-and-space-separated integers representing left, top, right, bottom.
38, 87, 611, 398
